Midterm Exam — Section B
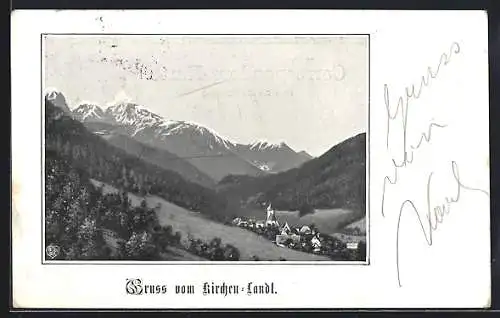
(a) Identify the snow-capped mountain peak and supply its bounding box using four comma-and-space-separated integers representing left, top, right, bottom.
103, 102, 236, 150
44, 87, 71, 113
63, 92, 313, 178
160, 120, 236, 149
73, 102, 105, 122
105, 102, 163, 126
249, 140, 287, 151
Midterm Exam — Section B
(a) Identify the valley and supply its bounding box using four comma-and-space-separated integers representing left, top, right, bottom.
71, 98, 312, 181
44, 88, 367, 262
91, 179, 330, 261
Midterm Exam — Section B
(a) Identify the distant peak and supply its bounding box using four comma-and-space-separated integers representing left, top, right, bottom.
44, 87, 65, 101
72, 102, 105, 121
166, 120, 236, 148
44, 86, 61, 96
76, 101, 101, 109
104, 102, 163, 128
106, 101, 137, 110
249, 140, 288, 151
44, 87, 71, 113
106, 102, 158, 117
298, 150, 313, 159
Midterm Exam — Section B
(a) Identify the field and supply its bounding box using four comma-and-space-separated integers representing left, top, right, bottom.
274, 209, 355, 234
161, 247, 208, 261
330, 233, 366, 244
91, 179, 330, 261
344, 217, 367, 234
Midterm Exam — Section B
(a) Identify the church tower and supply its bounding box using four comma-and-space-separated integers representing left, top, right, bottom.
266, 203, 278, 226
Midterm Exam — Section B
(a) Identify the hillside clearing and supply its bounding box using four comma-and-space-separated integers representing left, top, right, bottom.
345, 217, 366, 233
91, 179, 330, 261
274, 209, 354, 234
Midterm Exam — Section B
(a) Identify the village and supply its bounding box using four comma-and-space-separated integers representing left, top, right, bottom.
231, 204, 365, 261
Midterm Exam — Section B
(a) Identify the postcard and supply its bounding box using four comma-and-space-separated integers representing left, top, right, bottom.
11, 10, 490, 308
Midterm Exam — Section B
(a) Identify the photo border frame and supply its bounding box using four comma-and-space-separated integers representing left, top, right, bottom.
40, 32, 371, 266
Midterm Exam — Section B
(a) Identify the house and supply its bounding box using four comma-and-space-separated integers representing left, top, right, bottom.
255, 220, 265, 229
274, 231, 301, 248
237, 220, 249, 227
346, 242, 359, 250
232, 217, 242, 226
275, 234, 289, 247
290, 233, 301, 244
281, 222, 291, 235
311, 234, 322, 252
299, 225, 312, 234
290, 227, 301, 235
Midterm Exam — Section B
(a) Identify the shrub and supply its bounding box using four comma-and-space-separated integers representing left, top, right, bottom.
223, 244, 240, 261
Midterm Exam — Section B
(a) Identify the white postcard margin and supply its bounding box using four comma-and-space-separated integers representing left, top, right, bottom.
11, 10, 490, 308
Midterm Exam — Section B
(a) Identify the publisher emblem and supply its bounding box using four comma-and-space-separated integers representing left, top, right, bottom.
45, 244, 60, 259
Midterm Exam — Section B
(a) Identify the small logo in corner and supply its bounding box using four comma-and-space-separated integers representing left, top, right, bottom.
45, 244, 60, 259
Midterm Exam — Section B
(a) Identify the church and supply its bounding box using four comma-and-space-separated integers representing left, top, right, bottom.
265, 203, 280, 227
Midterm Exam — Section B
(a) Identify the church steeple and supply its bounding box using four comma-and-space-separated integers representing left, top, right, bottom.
266, 202, 278, 226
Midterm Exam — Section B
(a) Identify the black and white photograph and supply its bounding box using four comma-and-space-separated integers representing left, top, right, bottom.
43, 35, 368, 262
11, 10, 492, 309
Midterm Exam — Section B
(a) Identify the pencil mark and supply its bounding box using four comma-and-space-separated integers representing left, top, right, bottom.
176, 80, 229, 98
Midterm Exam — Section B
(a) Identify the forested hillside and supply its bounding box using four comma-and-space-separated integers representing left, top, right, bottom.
45, 99, 228, 218
45, 150, 165, 260
45, 150, 240, 261
218, 133, 366, 222
103, 134, 216, 189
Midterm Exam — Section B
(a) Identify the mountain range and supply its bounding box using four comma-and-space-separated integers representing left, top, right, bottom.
218, 132, 366, 224
56, 91, 313, 182
44, 97, 228, 217
44, 88, 366, 232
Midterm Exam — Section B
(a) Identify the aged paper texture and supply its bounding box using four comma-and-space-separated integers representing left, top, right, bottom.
11, 10, 490, 308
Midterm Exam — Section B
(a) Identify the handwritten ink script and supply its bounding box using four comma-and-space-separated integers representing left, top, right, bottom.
381, 41, 490, 287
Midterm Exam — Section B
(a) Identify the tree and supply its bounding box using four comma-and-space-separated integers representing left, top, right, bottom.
173, 231, 182, 245
153, 225, 173, 252
356, 241, 366, 261
208, 237, 224, 260
223, 244, 240, 261
124, 231, 158, 260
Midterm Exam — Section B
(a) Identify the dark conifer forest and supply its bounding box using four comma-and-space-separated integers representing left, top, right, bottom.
45, 100, 239, 260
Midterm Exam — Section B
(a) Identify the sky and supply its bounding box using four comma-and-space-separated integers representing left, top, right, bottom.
44, 35, 367, 157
